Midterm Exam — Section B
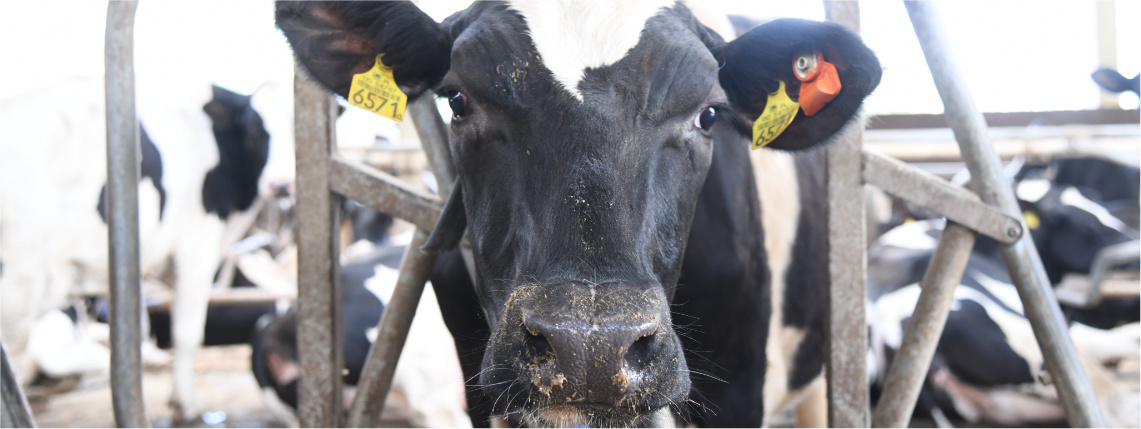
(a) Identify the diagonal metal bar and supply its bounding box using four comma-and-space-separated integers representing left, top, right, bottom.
329, 156, 442, 232
105, 2, 148, 427
871, 222, 976, 427
346, 229, 436, 427
294, 72, 344, 428
904, 2, 1106, 426
1, 342, 35, 428
862, 149, 1021, 244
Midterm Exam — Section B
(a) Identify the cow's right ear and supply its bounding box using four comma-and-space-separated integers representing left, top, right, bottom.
275, 1, 452, 99
421, 181, 466, 255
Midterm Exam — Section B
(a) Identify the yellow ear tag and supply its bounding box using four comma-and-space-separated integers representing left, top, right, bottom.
751, 80, 800, 149
1023, 210, 1041, 230
348, 54, 407, 122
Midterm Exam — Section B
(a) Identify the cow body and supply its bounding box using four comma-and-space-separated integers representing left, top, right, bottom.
0, 76, 294, 418
252, 243, 470, 427
277, 1, 881, 426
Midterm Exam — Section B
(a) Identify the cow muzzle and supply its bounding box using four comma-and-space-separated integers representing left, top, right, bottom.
482, 282, 689, 426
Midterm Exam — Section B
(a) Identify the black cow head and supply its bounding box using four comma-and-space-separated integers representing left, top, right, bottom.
277, 1, 879, 425
1016, 179, 1139, 284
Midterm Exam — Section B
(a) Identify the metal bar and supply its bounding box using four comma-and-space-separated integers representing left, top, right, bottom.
822, 2, 867, 427
825, 126, 869, 428
329, 156, 443, 231
1058, 240, 1141, 308
406, 95, 481, 288
346, 229, 436, 427
904, 2, 1106, 426
871, 222, 976, 427
867, 109, 1141, 129
105, 2, 148, 427
862, 149, 1021, 244
294, 72, 344, 428
146, 289, 297, 312
1, 342, 35, 428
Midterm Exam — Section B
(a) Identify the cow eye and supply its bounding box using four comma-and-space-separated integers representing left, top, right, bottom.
695, 107, 717, 131
447, 91, 467, 120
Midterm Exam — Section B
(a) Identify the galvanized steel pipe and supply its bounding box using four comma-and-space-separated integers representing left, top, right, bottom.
1, 343, 35, 428
905, 2, 1106, 426
871, 222, 976, 427
105, 2, 149, 427
347, 229, 435, 427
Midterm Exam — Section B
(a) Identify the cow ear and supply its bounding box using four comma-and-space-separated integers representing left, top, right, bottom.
714, 18, 882, 151
421, 180, 467, 255
275, 1, 452, 99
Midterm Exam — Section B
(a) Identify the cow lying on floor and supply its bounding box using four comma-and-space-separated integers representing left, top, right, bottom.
277, 1, 882, 426
868, 179, 1140, 426
251, 243, 470, 427
0, 76, 294, 420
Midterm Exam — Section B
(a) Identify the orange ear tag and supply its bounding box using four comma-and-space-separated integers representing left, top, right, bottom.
794, 52, 841, 117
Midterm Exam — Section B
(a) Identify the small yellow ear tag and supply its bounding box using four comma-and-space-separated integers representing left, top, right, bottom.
751, 80, 800, 149
1023, 210, 1041, 230
348, 54, 407, 121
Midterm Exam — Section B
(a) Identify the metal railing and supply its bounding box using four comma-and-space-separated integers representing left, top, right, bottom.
56, 1, 1107, 427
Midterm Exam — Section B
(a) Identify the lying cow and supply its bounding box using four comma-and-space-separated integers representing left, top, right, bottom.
0, 76, 294, 419
870, 266, 1140, 426
867, 182, 1140, 426
277, 1, 881, 426
252, 244, 470, 427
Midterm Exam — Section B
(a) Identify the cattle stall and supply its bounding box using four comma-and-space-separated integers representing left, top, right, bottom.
1, 1, 1123, 428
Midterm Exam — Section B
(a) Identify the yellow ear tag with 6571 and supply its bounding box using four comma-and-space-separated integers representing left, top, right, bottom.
348, 54, 407, 122
751, 80, 799, 149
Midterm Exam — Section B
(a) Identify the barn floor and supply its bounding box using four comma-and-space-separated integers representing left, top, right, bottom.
22, 345, 1141, 428
24, 345, 416, 428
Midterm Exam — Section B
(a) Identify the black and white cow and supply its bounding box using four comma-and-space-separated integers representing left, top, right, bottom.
251, 244, 470, 427
869, 258, 1140, 427
277, 1, 881, 427
0, 76, 294, 419
867, 179, 1140, 426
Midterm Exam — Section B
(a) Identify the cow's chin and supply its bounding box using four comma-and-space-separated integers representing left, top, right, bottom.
518, 403, 673, 428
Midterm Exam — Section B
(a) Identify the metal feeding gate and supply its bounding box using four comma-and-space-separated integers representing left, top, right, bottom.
0, 1, 1112, 428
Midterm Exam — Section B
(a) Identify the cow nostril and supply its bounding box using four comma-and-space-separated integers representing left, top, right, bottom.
524, 328, 555, 361
624, 333, 657, 370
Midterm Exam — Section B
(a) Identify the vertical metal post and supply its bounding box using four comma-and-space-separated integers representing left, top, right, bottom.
1, 342, 35, 428
347, 230, 435, 427
871, 222, 976, 427
294, 71, 344, 428
823, 2, 868, 427
105, 2, 148, 427
904, 2, 1106, 426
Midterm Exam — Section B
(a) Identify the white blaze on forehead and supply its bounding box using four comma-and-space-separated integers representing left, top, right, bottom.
506, 0, 676, 100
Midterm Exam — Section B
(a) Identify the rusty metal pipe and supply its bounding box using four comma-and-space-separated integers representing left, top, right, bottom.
293, 72, 345, 428
105, 2, 149, 427
905, 2, 1106, 426
871, 222, 976, 427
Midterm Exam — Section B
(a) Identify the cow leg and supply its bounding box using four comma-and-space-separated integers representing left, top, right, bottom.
169, 218, 225, 421
795, 376, 827, 428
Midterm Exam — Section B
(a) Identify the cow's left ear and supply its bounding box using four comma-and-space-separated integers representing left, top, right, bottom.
713, 18, 882, 151
276, 1, 451, 99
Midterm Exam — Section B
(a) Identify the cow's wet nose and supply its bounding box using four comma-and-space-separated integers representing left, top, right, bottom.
522, 313, 661, 404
